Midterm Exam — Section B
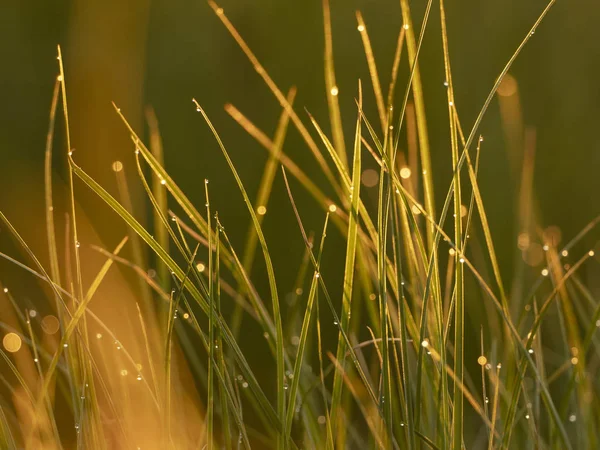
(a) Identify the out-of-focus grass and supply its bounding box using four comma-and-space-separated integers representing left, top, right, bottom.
1, 0, 599, 449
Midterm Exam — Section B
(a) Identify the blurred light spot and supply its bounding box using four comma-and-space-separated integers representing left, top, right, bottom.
3, 333, 21, 353
460, 205, 468, 218
541, 269, 549, 277
400, 167, 411, 179
477, 356, 487, 366
96, 333, 102, 339
29, 310, 37, 318
517, 233, 530, 250
497, 74, 518, 97
523, 243, 543, 266
357, 25, 365, 32
41, 315, 60, 335
183, 313, 190, 320
411, 205, 421, 215
257, 206, 267, 215
361, 169, 379, 187
571, 357, 578, 365
196, 263, 206, 273
318, 416, 326, 424
120, 369, 128, 377
330, 86, 339, 96
561, 250, 569, 257
328, 204, 337, 213
112, 161, 123, 172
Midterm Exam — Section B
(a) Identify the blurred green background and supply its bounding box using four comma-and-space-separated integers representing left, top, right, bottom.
1, 0, 600, 370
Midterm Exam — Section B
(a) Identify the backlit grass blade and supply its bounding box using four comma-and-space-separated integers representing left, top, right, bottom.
356, 11, 387, 132
193, 100, 287, 448
285, 213, 330, 444
44, 79, 62, 291
329, 81, 362, 442
322, 0, 347, 167
146, 106, 171, 293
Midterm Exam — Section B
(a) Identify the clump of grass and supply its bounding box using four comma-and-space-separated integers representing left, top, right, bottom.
1, 0, 599, 449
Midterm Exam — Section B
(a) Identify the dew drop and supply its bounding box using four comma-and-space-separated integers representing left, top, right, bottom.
569, 414, 576, 422
357, 25, 365, 32
75, 241, 80, 248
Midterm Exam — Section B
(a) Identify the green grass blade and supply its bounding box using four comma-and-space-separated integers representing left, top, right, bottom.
329, 82, 362, 442
193, 100, 287, 449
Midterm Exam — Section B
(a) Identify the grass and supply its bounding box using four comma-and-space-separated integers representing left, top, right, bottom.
0, 0, 599, 448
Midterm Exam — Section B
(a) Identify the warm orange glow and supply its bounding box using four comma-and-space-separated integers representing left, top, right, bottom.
497, 74, 518, 97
